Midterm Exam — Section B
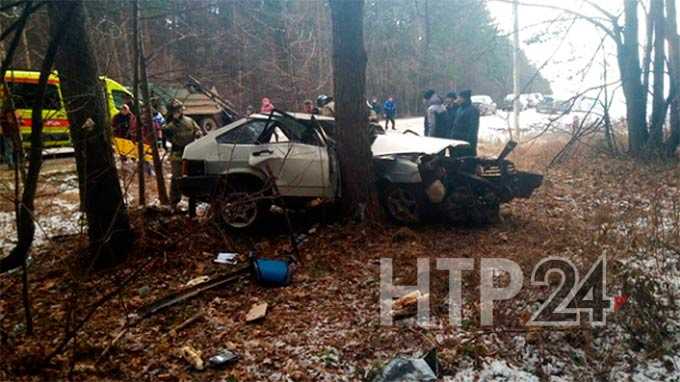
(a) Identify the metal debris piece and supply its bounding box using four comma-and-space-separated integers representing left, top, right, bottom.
214, 252, 238, 265
207, 349, 239, 368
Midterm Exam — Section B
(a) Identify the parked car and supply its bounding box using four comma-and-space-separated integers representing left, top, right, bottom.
500, 94, 527, 111
179, 110, 542, 228
536, 96, 571, 114
525, 93, 544, 108
471, 95, 497, 116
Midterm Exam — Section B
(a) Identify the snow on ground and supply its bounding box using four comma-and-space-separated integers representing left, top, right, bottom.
0, 166, 82, 256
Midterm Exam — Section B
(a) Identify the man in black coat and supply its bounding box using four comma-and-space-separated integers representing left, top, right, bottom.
451, 89, 480, 156
444, 91, 458, 137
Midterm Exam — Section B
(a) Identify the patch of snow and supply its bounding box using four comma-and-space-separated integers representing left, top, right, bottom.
446, 359, 540, 381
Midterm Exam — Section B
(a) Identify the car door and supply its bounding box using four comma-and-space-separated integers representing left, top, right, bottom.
248, 119, 330, 198
214, 119, 268, 175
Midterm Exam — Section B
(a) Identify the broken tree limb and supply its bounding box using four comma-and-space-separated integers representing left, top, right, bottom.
135, 265, 251, 319
170, 311, 204, 335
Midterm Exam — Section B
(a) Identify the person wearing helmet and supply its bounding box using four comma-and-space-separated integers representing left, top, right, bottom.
163, 99, 201, 209
317, 95, 335, 117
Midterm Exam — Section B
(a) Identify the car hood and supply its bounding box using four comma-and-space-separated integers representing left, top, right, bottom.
371, 134, 469, 156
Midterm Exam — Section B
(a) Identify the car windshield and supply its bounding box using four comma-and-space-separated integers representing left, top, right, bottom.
216, 120, 268, 144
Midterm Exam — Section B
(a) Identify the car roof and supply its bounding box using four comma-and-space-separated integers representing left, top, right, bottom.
250, 112, 334, 122
207, 111, 333, 138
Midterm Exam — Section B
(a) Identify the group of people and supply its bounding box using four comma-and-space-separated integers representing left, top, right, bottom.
367, 97, 398, 130
111, 99, 201, 210
253, 90, 478, 155
422, 89, 480, 155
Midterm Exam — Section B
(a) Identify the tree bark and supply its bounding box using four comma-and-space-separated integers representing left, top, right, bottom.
620, 0, 648, 155
132, 0, 146, 206
642, 3, 654, 117
648, 0, 666, 153
666, 0, 680, 156
49, 0, 132, 267
328, 0, 379, 221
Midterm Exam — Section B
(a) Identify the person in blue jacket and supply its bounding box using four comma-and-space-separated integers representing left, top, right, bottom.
383, 96, 397, 130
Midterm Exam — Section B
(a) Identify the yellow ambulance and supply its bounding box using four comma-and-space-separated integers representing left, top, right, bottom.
2, 69, 133, 148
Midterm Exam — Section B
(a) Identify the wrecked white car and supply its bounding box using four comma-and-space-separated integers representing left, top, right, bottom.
179, 110, 542, 228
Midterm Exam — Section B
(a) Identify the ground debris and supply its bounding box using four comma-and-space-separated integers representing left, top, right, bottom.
245, 302, 268, 323
178, 345, 204, 370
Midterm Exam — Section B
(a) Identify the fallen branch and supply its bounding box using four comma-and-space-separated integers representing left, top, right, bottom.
135, 265, 250, 319
170, 311, 204, 335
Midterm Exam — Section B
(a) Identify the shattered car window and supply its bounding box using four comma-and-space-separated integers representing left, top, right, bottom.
268, 126, 290, 143
216, 120, 267, 144
280, 118, 322, 146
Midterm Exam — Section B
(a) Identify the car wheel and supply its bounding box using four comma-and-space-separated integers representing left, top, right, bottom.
216, 180, 268, 229
382, 183, 421, 224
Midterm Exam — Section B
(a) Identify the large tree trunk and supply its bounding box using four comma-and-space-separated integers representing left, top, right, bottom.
620, 0, 648, 155
667, 0, 680, 156
328, 0, 379, 221
648, 0, 667, 153
49, 0, 132, 267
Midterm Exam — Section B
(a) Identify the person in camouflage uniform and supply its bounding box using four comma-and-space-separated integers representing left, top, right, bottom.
163, 100, 201, 208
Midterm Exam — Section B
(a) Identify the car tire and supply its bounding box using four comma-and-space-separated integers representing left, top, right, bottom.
381, 183, 423, 225
215, 178, 269, 230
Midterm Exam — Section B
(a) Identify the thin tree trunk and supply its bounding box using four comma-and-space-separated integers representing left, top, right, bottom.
139, 17, 169, 205
329, 0, 379, 221
21, 26, 31, 68
49, 0, 132, 267
642, 4, 654, 115
602, 49, 616, 154
0, 1, 33, 273
132, 0, 145, 206
0, 7, 71, 338
648, 0, 666, 152
666, 0, 680, 156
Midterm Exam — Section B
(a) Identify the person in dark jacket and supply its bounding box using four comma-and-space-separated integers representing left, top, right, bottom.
112, 104, 136, 139
422, 89, 446, 137
443, 91, 458, 138
452, 90, 480, 155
